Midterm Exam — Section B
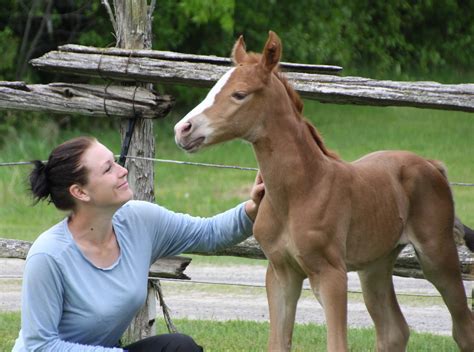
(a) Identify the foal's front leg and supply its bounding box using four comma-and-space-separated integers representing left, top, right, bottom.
306, 251, 348, 351
266, 262, 304, 351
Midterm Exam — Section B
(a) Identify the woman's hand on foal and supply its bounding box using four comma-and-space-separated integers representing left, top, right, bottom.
245, 171, 265, 222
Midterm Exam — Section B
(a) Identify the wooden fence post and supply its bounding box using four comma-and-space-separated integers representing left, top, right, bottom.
107, 0, 158, 342
113, 0, 156, 201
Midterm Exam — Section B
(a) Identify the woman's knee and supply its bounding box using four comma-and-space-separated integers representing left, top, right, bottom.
168, 333, 202, 351
124, 333, 202, 352
171, 333, 203, 351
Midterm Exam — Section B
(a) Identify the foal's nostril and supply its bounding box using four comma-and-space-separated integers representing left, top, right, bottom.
178, 122, 192, 136
183, 122, 192, 133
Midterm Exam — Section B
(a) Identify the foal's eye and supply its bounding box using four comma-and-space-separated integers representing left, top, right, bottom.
231, 91, 248, 100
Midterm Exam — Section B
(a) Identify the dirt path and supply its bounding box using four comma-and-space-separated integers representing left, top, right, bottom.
164, 263, 472, 336
2, 258, 472, 336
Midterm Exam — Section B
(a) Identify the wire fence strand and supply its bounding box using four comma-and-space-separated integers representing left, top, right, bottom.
1, 156, 473, 186
124, 155, 259, 172
2, 274, 470, 301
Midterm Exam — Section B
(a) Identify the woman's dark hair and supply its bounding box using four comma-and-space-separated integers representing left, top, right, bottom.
29, 136, 97, 211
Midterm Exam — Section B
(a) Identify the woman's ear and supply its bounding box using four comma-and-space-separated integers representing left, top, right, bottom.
69, 184, 90, 202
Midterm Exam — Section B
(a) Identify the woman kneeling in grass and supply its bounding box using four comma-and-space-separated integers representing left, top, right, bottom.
13, 136, 264, 352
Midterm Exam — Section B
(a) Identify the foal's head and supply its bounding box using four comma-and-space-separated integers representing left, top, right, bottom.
174, 31, 297, 152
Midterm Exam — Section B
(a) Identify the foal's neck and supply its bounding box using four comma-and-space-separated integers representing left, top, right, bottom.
252, 106, 331, 207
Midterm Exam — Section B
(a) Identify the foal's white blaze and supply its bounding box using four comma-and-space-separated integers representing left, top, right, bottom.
185, 67, 235, 119
174, 68, 236, 141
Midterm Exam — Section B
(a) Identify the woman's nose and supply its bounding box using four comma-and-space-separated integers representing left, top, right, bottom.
118, 163, 128, 177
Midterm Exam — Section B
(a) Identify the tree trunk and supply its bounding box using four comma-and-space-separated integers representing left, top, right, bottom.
112, 0, 158, 342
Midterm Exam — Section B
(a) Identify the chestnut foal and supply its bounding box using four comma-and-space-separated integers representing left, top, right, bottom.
174, 31, 474, 351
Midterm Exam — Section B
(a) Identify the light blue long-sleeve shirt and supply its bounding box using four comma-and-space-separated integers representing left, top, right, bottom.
13, 200, 253, 351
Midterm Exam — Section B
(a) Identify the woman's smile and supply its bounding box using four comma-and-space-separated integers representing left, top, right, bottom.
117, 181, 129, 190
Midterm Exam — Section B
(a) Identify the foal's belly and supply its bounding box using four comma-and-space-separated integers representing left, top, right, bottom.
256, 219, 405, 276
344, 168, 409, 268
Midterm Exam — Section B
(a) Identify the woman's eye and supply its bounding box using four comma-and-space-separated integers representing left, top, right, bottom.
232, 91, 247, 100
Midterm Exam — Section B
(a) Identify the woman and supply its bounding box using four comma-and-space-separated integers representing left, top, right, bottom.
13, 136, 264, 352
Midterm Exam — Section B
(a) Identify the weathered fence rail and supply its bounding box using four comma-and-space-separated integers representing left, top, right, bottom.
30, 45, 474, 112
0, 238, 191, 280
57, 44, 343, 74
2, 236, 473, 281
208, 237, 474, 281
0, 81, 174, 118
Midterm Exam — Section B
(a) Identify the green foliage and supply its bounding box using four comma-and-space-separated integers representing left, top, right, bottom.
154, 0, 235, 55
231, 0, 474, 78
1, 0, 472, 79
179, 0, 234, 34
0, 1, 117, 144
0, 27, 19, 80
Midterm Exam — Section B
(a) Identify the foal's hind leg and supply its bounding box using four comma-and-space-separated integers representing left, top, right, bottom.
401, 160, 474, 350
358, 247, 409, 352
410, 219, 474, 351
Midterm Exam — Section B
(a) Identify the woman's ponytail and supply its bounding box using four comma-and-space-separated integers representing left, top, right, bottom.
29, 160, 50, 203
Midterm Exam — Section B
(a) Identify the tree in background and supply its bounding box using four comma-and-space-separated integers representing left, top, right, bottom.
152, 0, 474, 79
2, 0, 473, 82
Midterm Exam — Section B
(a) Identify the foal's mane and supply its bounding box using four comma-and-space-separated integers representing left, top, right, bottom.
241, 53, 339, 160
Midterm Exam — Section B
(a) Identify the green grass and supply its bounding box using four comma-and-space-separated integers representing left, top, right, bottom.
0, 312, 20, 351
1, 101, 473, 240
156, 318, 459, 351
0, 312, 458, 351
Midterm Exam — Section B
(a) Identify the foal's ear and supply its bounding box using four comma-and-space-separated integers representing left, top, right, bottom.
232, 35, 247, 65
260, 31, 281, 73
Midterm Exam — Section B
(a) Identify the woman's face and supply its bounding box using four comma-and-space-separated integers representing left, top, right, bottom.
78, 141, 133, 208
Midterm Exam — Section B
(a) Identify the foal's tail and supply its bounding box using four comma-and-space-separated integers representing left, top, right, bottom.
463, 224, 474, 252
428, 159, 474, 251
